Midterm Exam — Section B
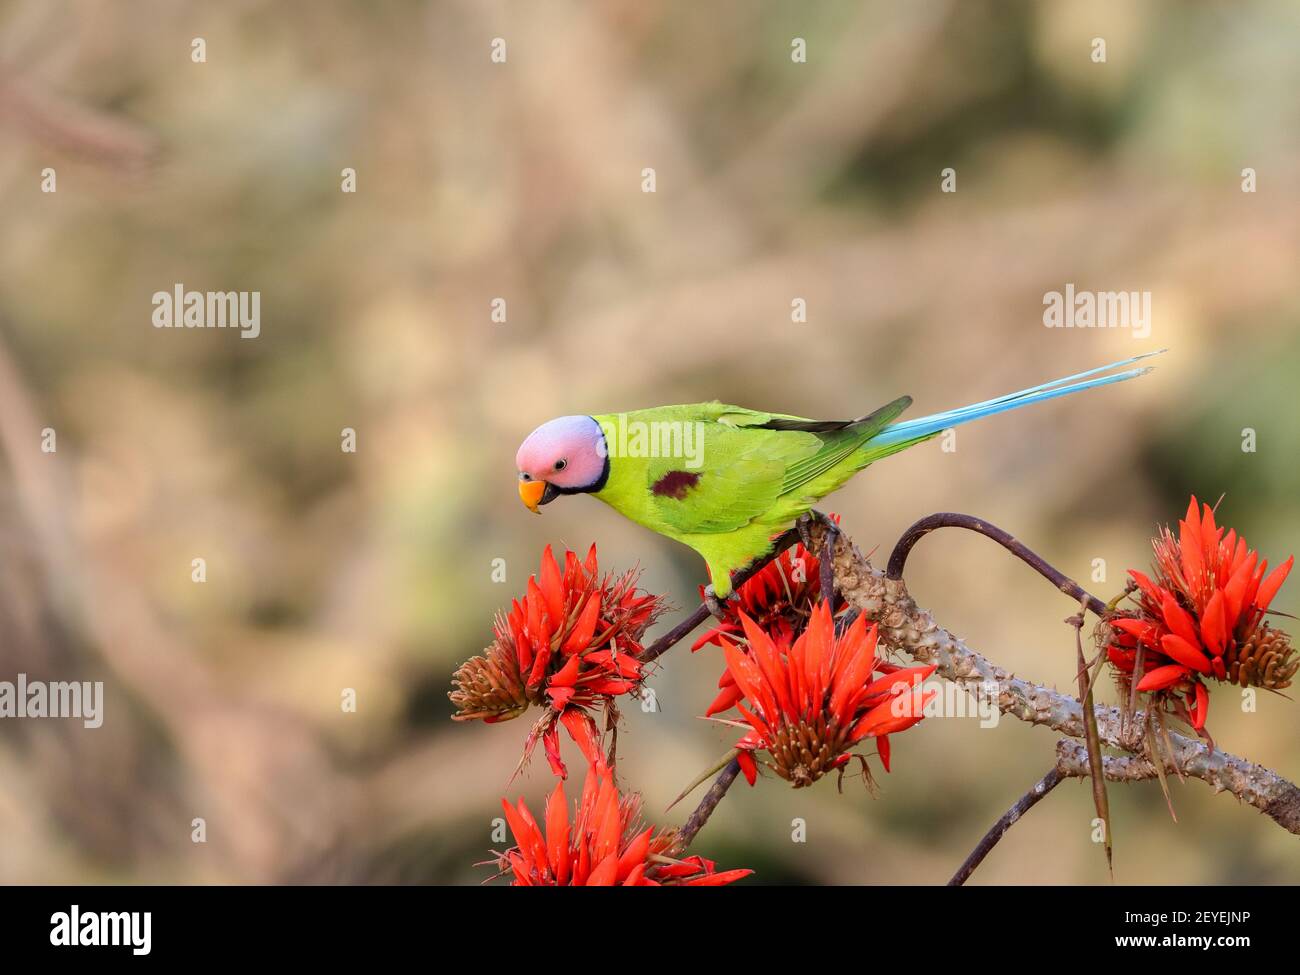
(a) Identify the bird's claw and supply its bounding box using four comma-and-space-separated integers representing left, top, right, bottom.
703, 585, 737, 621
796, 513, 818, 552
796, 509, 837, 550
796, 511, 840, 602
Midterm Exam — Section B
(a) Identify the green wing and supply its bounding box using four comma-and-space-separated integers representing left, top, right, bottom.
645, 418, 813, 534
646, 397, 911, 535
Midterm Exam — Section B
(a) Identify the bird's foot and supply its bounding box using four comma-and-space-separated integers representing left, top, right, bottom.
703, 584, 738, 621
796, 509, 838, 550
796, 510, 840, 602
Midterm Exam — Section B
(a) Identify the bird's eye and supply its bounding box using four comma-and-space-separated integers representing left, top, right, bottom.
555, 459, 567, 471
519, 472, 532, 481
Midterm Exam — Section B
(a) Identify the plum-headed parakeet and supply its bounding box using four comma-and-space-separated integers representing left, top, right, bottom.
515, 352, 1160, 603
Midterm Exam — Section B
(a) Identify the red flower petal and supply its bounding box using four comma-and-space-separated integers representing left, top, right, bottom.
1159, 592, 1201, 650
544, 780, 570, 884
737, 750, 758, 786
1180, 513, 1204, 592
616, 827, 653, 883
526, 641, 552, 689
1107, 645, 1136, 670
1244, 559, 1268, 613
584, 678, 636, 695
828, 620, 878, 726
1256, 555, 1294, 611
735, 700, 772, 741
561, 594, 602, 655
1136, 663, 1190, 692
1200, 502, 1219, 567
706, 683, 745, 717
741, 610, 797, 721
721, 633, 777, 725
547, 686, 575, 709
542, 723, 568, 779
511, 797, 549, 873
548, 654, 582, 688
1111, 617, 1160, 646
1223, 552, 1257, 623
539, 545, 566, 628
1199, 590, 1227, 656
1159, 634, 1212, 674
586, 851, 619, 887
685, 869, 754, 886
559, 708, 603, 768
858, 664, 937, 706
851, 689, 934, 740
1192, 681, 1209, 731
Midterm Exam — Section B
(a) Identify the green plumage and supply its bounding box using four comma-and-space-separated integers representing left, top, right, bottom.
590, 399, 926, 597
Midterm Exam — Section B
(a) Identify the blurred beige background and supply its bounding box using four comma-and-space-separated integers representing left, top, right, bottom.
1, 0, 1298, 884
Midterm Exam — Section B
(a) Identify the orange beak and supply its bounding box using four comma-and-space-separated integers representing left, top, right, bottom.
518, 478, 547, 513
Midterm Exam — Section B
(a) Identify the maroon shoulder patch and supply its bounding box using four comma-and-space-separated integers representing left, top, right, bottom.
652, 470, 702, 501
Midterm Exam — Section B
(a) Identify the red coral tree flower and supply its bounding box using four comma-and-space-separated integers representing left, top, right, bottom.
450, 545, 665, 777
694, 518, 861, 718
713, 601, 936, 788
492, 762, 752, 886
1106, 496, 1295, 733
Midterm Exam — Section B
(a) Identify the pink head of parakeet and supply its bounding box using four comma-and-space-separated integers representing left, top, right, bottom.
515, 415, 608, 511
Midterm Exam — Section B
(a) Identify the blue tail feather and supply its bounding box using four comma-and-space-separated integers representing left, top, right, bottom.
869, 350, 1164, 449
